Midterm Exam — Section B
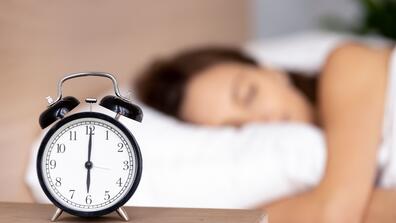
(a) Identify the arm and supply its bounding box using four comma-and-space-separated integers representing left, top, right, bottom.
263, 43, 392, 223
263, 188, 396, 223
317, 43, 390, 222
364, 189, 396, 223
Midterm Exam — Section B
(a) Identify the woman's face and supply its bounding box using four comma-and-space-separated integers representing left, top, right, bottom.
180, 63, 315, 126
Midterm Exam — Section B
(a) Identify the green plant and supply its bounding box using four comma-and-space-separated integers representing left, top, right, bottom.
358, 0, 396, 40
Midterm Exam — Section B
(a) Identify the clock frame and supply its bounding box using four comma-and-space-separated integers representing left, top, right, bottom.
37, 112, 143, 218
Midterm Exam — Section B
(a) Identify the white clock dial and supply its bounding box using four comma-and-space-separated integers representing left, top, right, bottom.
39, 115, 139, 213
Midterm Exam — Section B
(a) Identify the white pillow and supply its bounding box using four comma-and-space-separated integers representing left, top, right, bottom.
26, 99, 326, 208
120, 104, 327, 208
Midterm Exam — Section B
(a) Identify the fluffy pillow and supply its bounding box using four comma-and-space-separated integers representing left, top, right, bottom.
26, 100, 326, 208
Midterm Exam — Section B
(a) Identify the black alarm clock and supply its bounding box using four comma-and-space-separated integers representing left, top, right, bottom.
37, 72, 143, 222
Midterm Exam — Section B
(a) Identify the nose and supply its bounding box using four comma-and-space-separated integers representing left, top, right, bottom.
239, 107, 285, 124
246, 112, 271, 123
252, 111, 285, 123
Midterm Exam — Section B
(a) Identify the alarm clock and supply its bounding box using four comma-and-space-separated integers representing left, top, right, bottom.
37, 72, 143, 222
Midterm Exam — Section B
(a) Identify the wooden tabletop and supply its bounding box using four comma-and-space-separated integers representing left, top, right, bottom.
0, 202, 267, 223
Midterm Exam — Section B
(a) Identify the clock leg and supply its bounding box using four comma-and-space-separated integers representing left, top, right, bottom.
116, 207, 129, 222
50, 208, 63, 222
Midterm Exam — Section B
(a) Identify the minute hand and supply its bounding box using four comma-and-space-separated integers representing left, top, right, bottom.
88, 128, 92, 162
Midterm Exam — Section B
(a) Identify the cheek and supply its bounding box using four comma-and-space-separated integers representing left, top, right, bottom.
254, 81, 287, 112
181, 84, 234, 125
240, 81, 293, 123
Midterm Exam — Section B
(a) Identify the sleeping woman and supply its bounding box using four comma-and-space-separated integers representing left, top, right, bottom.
135, 43, 396, 223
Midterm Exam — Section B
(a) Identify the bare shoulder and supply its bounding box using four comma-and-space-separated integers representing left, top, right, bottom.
322, 42, 392, 81
319, 43, 392, 98
318, 42, 393, 126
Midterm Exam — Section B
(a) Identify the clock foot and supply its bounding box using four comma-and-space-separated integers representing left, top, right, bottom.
116, 207, 129, 222
50, 208, 63, 222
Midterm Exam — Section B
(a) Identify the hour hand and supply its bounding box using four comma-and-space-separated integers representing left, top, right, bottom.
86, 168, 91, 193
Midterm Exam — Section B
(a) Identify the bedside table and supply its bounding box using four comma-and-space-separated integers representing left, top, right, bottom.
0, 202, 267, 223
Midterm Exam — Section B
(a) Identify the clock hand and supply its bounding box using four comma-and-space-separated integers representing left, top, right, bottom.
93, 165, 111, 171
85, 127, 93, 193
87, 168, 91, 193
88, 127, 92, 162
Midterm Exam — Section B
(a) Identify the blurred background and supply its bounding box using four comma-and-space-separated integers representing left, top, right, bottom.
0, 0, 394, 203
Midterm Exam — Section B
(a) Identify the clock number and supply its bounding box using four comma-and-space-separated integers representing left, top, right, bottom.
69, 189, 75, 199
104, 190, 110, 200
117, 143, 124, 152
116, 178, 123, 187
69, 131, 77, 141
56, 144, 66, 153
105, 130, 109, 140
123, 160, 129, 170
85, 195, 92, 204
86, 126, 95, 135
55, 177, 62, 187
49, 160, 56, 169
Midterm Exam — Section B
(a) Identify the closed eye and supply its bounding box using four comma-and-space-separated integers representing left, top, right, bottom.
231, 70, 258, 108
242, 82, 258, 106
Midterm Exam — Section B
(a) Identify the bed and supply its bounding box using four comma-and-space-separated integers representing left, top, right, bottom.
27, 30, 394, 208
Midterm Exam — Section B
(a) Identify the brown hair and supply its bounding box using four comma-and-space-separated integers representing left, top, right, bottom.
135, 46, 259, 119
135, 46, 317, 120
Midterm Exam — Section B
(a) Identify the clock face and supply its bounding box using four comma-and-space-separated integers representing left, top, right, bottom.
37, 112, 142, 217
